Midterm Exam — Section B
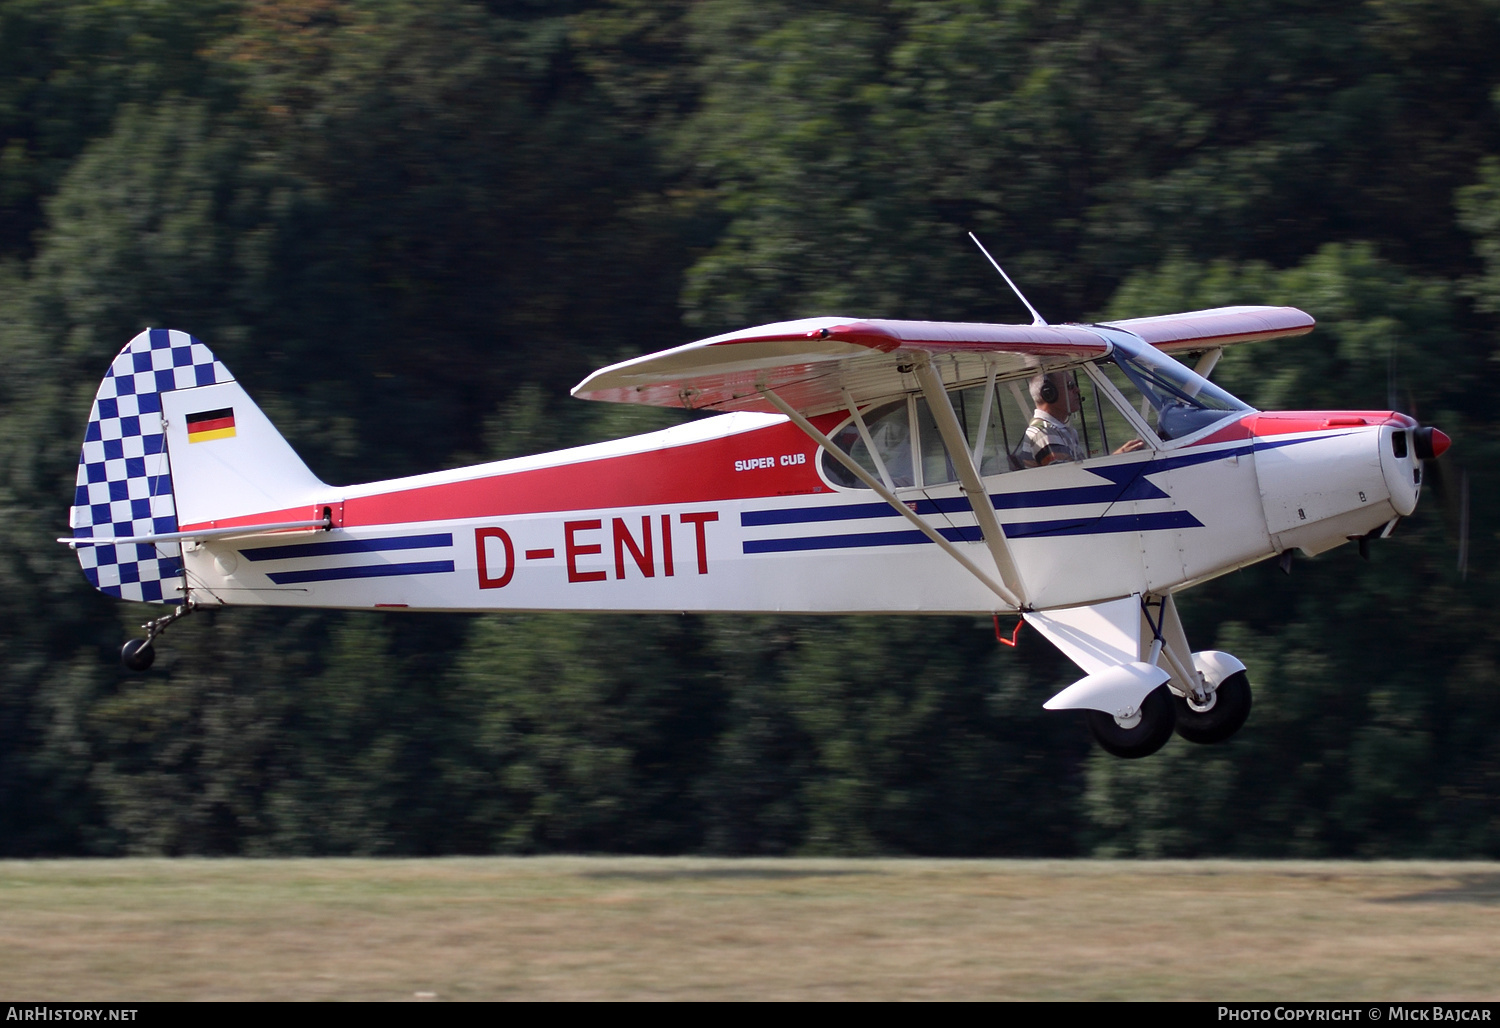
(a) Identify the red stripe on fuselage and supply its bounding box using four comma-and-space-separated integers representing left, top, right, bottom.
180, 415, 835, 532
1189, 416, 1256, 447
1188, 410, 1415, 448
185, 406, 1419, 535
1247, 411, 1414, 436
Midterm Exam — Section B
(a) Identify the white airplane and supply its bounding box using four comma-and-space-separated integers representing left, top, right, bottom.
58, 299, 1450, 758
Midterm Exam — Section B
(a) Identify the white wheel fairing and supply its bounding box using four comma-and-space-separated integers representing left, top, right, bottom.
1191, 650, 1246, 690
1043, 660, 1171, 717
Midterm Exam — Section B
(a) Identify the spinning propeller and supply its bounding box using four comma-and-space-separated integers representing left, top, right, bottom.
1388, 350, 1466, 579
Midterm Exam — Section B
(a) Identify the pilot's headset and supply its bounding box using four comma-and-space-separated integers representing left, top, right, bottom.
1031, 371, 1061, 405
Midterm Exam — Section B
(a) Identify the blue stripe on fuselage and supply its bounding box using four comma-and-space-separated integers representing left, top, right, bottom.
742, 510, 1201, 553
1002, 509, 1202, 539
741, 472, 1166, 527
740, 433, 1336, 529
739, 432, 1341, 552
265, 560, 455, 584
241, 532, 454, 562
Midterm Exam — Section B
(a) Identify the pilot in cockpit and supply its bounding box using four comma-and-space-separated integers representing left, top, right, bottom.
1015, 371, 1145, 467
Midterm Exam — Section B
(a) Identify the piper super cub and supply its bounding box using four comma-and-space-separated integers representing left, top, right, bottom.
59, 298, 1450, 758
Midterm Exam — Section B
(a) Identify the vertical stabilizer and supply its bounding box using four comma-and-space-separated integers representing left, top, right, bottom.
69, 328, 325, 603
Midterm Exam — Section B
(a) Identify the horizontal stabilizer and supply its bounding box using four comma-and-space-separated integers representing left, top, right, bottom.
59, 517, 329, 548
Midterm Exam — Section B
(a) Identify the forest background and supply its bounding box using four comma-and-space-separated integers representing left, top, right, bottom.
0, 0, 1496, 858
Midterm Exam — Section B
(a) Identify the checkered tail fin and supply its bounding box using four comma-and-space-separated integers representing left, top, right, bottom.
69, 328, 325, 604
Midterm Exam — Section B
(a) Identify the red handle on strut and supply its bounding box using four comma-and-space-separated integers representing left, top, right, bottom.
994, 615, 1024, 648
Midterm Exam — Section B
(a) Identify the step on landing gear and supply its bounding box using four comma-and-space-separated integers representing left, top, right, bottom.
120, 601, 196, 672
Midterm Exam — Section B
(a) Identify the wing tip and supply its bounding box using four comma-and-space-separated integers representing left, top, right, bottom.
1104, 305, 1316, 350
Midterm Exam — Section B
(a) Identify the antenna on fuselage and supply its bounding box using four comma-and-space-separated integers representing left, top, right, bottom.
968, 231, 1047, 326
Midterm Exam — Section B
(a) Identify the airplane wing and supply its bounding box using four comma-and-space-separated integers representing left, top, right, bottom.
1101, 305, 1315, 354
571, 316, 1108, 417
572, 307, 1312, 416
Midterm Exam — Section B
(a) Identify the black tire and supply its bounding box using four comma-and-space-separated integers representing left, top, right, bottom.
121, 638, 155, 672
1173, 670, 1251, 744
1086, 684, 1176, 759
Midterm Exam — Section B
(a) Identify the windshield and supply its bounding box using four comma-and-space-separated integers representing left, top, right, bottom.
1091, 327, 1252, 440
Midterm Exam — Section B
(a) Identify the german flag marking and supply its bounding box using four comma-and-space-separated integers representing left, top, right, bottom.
186, 407, 236, 443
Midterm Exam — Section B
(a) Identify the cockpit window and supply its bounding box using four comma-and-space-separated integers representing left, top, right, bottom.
1096, 330, 1251, 440
822, 381, 1033, 489
819, 337, 1251, 490
823, 400, 914, 488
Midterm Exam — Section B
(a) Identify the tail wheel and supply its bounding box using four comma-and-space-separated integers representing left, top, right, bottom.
121, 638, 155, 672
1086, 684, 1176, 759
1173, 671, 1251, 744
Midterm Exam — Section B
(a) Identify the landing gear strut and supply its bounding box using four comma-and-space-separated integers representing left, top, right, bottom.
119, 601, 196, 672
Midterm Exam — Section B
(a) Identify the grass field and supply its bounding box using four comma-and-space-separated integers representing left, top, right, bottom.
1, 858, 1497, 1001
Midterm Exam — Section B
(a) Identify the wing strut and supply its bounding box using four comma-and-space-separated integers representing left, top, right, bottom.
840, 388, 896, 491
911, 359, 1030, 606
756, 382, 1023, 610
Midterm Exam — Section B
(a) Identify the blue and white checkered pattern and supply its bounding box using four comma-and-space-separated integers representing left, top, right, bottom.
70, 328, 231, 603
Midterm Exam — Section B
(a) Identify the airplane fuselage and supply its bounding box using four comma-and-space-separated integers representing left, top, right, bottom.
173, 406, 1419, 614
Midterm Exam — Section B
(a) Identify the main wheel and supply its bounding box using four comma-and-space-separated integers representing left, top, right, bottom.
1086, 684, 1176, 759
121, 638, 155, 672
1173, 671, 1251, 744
